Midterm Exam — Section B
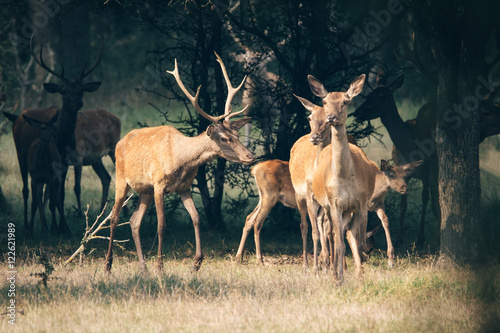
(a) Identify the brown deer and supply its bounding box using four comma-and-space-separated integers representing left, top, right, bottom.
22, 112, 66, 233
289, 83, 359, 273
4, 32, 103, 234
4, 109, 121, 213
309, 74, 369, 283
72, 109, 121, 212
236, 158, 422, 267
104, 53, 254, 273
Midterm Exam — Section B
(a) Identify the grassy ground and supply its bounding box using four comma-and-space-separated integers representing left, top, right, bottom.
1, 245, 499, 332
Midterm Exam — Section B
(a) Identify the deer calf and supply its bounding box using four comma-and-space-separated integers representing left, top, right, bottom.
105, 53, 254, 273
23, 112, 66, 234
236, 158, 422, 267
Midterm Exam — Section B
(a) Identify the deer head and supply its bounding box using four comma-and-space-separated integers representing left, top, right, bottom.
167, 52, 254, 165
293, 94, 329, 145
380, 159, 423, 194
308, 74, 366, 126
352, 71, 405, 122
23, 112, 59, 142
30, 30, 102, 114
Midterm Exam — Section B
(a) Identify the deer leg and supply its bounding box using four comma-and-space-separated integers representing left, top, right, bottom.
375, 206, 395, 268
104, 181, 130, 273
152, 187, 166, 273
236, 205, 258, 263
180, 191, 204, 272
253, 195, 278, 265
91, 160, 112, 211
22, 170, 30, 232
129, 193, 153, 272
36, 183, 48, 234
306, 194, 321, 273
397, 193, 408, 246
74, 165, 83, 212
28, 179, 38, 234
417, 181, 429, 247
317, 208, 328, 268
346, 212, 363, 278
296, 197, 309, 272
51, 179, 69, 235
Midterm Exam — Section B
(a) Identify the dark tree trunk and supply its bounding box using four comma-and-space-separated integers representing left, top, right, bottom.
431, 2, 487, 265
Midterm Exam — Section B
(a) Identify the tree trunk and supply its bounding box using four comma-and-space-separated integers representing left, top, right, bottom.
434, 4, 484, 265
0, 186, 11, 214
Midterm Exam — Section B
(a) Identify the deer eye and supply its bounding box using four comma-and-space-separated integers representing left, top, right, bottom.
220, 137, 229, 144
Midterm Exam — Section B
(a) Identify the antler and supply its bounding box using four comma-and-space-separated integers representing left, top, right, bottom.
80, 35, 104, 79
30, 29, 65, 80
167, 54, 248, 123
214, 52, 248, 121
167, 59, 226, 123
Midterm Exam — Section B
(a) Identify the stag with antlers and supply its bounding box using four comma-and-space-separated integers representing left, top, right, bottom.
104, 53, 254, 273
3, 31, 103, 234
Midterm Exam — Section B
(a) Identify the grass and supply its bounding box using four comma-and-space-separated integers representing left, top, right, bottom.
1, 248, 499, 332
1, 102, 500, 331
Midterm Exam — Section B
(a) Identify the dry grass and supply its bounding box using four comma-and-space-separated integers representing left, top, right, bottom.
1, 250, 499, 332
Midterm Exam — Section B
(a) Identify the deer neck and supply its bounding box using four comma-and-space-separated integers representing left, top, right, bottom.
371, 171, 389, 203
314, 133, 332, 168
56, 106, 79, 153
330, 124, 352, 175
379, 99, 417, 159
177, 132, 220, 168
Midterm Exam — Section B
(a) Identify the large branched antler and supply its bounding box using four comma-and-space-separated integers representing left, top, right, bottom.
214, 52, 248, 120
30, 29, 65, 80
80, 35, 104, 79
167, 53, 248, 123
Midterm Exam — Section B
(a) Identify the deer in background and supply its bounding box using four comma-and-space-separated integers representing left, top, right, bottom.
236, 158, 422, 267
104, 53, 254, 273
309, 74, 369, 283
352, 71, 500, 246
4, 109, 121, 214
22, 112, 66, 233
3, 32, 103, 234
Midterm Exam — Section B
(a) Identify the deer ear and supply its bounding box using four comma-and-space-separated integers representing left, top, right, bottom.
307, 75, 328, 98
346, 74, 366, 99
3, 112, 18, 123
380, 159, 389, 172
389, 75, 404, 91
23, 114, 42, 128
403, 160, 424, 175
43, 83, 62, 94
294, 94, 315, 113
206, 124, 216, 137
83, 81, 101, 92
230, 117, 251, 131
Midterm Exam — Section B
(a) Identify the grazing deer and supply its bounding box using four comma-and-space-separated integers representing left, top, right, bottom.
289, 88, 358, 273
22, 112, 66, 233
4, 33, 103, 234
309, 74, 368, 283
104, 53, 254, 273
236, 158, 421, 267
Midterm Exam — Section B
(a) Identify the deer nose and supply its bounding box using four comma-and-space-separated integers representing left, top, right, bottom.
400, 185, 408, 193
310, 134, 322, 145
327, 114, 339, 124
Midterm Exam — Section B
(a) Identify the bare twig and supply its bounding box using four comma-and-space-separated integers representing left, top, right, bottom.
63, 194, 134, 265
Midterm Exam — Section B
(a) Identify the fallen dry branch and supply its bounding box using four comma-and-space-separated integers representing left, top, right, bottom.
64, 194, 133, 265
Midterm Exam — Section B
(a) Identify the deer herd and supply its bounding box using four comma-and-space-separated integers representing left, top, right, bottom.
4, 34, 499, 284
